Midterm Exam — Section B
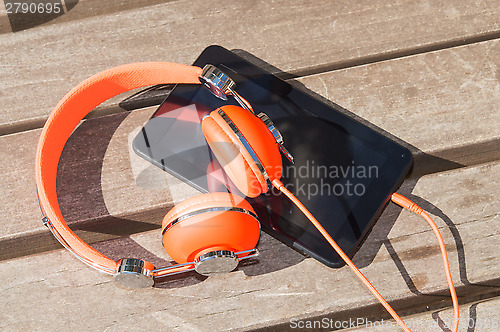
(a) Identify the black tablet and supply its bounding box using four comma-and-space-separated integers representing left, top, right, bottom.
133, 45, 413, 267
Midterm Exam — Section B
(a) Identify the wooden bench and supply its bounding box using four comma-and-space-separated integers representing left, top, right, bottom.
1, 0, 499, 330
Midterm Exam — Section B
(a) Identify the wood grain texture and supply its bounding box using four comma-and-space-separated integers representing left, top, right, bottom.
1, 0, 499, 133
0, 161, 499, 331
1, 1, 499, 326
2, 38, 499, 260
296, 39, 500, 178
0, 106, 200, 253
0, 0, 176, 34
345, 297, 500, 331
0, 0, 9, 33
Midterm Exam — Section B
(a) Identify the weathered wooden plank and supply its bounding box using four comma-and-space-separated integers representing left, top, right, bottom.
296, 39, 500, 178
345, 297, 500, 331
0, 1, 10, 33
1, 0, 499, 133
1, 161, 499, 331
0, 106, 200, 254
2, 39, 499, 260
0, 0, 175, 34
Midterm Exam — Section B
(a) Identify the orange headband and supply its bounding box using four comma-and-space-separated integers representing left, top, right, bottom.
35, 62, 203, 272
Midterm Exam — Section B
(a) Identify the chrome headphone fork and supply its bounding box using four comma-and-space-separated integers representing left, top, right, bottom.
257, 113, 294, 164
151, 249, 259, 277
44, 213, 260, 288
200, 64, 294, 164
199, 64, 254, 113
114, 249, 259, 288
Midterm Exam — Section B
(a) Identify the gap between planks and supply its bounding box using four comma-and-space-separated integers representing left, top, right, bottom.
1, 28, 500, 137
250, 286, 500, 332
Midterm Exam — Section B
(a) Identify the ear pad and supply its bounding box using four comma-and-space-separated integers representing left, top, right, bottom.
162, 192, 260, 263
202, 105, 282, 197
206, 161, 241, 195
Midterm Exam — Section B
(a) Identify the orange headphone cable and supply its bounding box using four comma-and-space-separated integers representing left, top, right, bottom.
273, 179, 459, 332
391, 193, 459, 332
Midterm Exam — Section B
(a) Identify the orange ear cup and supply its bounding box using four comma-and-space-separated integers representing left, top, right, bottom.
202, 105, 282, 198
206, 161, 241, 194
162, 192, 260, 263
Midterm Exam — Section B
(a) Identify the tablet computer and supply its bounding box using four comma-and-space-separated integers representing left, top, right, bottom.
133, 45, 413, 267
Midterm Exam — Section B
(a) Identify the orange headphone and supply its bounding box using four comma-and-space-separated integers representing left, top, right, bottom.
36, 62, 459, 331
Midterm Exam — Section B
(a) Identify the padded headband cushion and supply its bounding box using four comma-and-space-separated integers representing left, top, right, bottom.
162, 192, 260, 263
202, 105, 282, 198
35, 62, 203, 271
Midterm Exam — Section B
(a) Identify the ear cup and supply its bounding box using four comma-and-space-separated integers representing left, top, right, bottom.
202, 105, 282, 198
162, 192, 260, 263
202, 111, 265, 197
206, 161, 241, 195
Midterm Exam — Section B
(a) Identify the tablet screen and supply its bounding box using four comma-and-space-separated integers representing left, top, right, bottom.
133, 46, 412, 267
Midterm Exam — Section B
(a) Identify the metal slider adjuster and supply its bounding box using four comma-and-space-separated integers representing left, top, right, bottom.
199, 64, 254, 113
218, 109, 273, 190
116, 207, 261, 288
257, 113, 294, 164
200, 65, 294, 166
113, 249, 260, 288
114, 258, 154, 288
